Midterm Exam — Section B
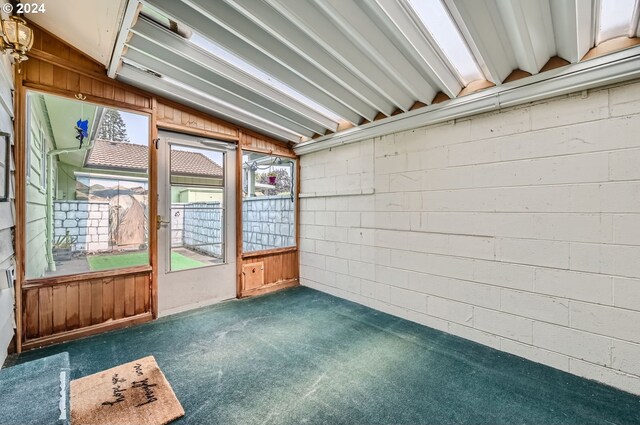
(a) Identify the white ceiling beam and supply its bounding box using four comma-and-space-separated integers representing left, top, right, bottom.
185, 0, 377, 121
130, 18, 333, 134
145, 0, 363, 125
123, 41, 317, 137
118, 64, 301, 142
107, 0, 141, 78
224, 0, 394, 116
371, 0, 462, 98
550, 0, 594, 63
495, 0, 557, 75
444, 0, 517, 84
267, 0, 414, 111
314, 0, 436, 109
629, 0, 640, 38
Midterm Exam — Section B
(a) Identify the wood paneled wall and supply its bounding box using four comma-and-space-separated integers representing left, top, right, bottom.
22, 268, 152, 349
14, 21, 299, 351
22, 25, 152, 113
241, 130, 296, 158
240, 249, 299, 297
157, 99, 238, 141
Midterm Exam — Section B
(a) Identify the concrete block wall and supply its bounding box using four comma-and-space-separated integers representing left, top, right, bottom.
299, 79, 640, 395
53, 201, 110, 252
242, 196, 295, 252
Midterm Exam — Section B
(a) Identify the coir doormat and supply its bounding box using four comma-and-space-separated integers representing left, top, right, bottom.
70, 356, 184, 425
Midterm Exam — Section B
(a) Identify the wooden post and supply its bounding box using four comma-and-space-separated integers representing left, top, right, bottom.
149, 97, 158, 319
13, 65, 24, 353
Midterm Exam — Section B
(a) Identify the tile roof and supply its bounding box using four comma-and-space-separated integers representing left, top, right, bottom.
85, 140, 223, 177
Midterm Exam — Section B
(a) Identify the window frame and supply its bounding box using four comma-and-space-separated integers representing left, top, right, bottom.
167, 140, 228, 272
240, 150, 297, 256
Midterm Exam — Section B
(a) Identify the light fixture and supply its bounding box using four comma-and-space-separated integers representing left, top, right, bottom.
0, 15, 34, 64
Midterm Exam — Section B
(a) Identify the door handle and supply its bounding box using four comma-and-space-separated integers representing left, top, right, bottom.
156, 215, 170, 230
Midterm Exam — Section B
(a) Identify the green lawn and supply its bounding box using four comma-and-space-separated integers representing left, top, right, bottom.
87, 251, 206, 272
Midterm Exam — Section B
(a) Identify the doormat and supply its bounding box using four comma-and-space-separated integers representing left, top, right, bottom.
70, 356, 184, 425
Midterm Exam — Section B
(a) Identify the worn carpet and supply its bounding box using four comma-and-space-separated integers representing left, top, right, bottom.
12, 287, 640, 425
0, 352, 70, 425
71, 356, 184, 425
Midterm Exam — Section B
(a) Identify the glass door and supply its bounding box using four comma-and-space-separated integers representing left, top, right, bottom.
156, 131, 236, 314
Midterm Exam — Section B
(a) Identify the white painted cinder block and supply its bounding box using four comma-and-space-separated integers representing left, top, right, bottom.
473, 308, 533, 344
500, 339, 570, 372
389, 287, 427, 313
428, 296, 473, 326
570, 302, 640, 343
611, 339, 640, 376
299, 79, 640, 394
570, 359, 640, 395
530, 89, 609, 130
609, 80, 640, 117
532, 321, 611, 366
500, 289, 569, 326
613, 277, 640, 311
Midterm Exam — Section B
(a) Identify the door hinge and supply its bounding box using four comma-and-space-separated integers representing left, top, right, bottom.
153, 138, 160, 149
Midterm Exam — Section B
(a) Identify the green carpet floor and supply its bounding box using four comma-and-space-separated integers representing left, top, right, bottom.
12, 287, 640, 425
87, 251, 205, 271
0, 352, 70, 424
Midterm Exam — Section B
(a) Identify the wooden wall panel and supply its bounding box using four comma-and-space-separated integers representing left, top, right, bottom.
102, 278, 114, 321
113, 276, 125, 320
241, 131, 295, 158
21, 269, 152, 349
157, 99, 238, 141
240, 250, 299, 297
22, 56, 152, 112
66, 283, 79, 330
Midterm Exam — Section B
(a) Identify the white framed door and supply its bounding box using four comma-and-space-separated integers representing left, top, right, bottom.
156, 131, 236, 315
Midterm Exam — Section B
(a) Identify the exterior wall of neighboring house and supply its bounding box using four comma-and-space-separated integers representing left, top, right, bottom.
24, 96, 57, 279
298, 79, 640, 395
0, 14, 15, 364
56, 163, 146, 201
173, 187, 223, 203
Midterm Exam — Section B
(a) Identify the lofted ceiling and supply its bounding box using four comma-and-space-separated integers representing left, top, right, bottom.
27, 0, 126, 66
27, 0, 640, 145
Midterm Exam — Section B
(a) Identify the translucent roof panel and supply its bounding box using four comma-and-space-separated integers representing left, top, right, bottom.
597, 0, 636, 44
187, 33, 344, 123
160, 75, 304, 137
407, 0, 484, 85
140, 3, 343, 125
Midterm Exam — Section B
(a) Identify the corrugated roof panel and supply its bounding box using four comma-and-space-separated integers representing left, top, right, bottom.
407, 0, 484, 84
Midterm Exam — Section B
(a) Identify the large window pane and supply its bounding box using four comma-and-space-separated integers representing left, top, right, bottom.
25, 92, 150, 279
169, 144, 225, 271
242, 152, 296, 253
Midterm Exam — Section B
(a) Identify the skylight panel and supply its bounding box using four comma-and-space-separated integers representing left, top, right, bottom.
187, 33, 344, 124
161, 75, 304, 138
407, 0, 484, 85
140, 3, 343, 125
597, 0, 636, 44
